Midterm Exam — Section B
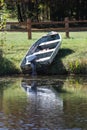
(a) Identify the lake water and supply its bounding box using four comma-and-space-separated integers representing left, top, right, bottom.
0, 75, 87, 130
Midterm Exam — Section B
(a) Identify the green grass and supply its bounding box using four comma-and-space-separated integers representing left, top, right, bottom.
0, 31, 87, 75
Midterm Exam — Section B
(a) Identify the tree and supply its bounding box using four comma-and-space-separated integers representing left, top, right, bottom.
0, 0, 7, 47
4, 0, 87, 22
0, 0, 7, 29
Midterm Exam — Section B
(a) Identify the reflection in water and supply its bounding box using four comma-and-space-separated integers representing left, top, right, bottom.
0, 76, 87, 129
22, 80, 37, 94
21, 78, 64, 129
21, 78, 63, 112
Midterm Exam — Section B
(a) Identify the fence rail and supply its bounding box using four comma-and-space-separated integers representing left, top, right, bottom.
5, 18, 87, 39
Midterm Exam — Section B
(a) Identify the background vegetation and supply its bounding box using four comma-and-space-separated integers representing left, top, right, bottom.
3, 0, 87, 22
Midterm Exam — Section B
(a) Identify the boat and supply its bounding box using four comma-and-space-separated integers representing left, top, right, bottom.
20, 31, 62, 73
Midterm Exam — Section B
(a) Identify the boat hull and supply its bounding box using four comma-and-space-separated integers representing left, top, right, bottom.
20, 31, 62, 74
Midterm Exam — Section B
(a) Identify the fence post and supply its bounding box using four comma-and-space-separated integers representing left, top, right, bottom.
65, 17, 69, 38
27, 19, 32, 39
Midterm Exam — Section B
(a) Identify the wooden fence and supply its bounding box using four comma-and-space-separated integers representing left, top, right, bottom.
6, 17, 87, 39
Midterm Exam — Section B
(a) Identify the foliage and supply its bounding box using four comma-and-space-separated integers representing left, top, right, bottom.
0, 0, 7, 45
0, 0, 7, 29
67, 59, 87, 74
4, 0, 87, 22
0, 55, 20, 75
18, 0, 87, 21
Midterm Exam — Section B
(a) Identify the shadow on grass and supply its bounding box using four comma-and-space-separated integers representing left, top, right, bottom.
37, 48, 74, 75
0, 49, 20, 76
57, 48, 74, 58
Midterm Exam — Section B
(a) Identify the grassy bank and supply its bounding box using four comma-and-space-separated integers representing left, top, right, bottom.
0, 31, 87, 75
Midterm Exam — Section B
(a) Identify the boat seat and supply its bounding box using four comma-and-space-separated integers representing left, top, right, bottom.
33, 48, 55, 55
39, 39, 60, 49
36, 56, 50, 63
26, 56, 50, 65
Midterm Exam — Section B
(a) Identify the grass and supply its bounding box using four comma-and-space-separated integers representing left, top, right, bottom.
0, 31, 87, 75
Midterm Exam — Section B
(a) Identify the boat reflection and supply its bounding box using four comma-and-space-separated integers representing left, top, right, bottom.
21, 80, 37, 95
21, 78, 63, 110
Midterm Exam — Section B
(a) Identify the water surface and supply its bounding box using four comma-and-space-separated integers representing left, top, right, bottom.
0, 76, 87, 130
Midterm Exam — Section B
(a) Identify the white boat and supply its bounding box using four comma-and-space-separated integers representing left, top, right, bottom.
20, 31, 62, 73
